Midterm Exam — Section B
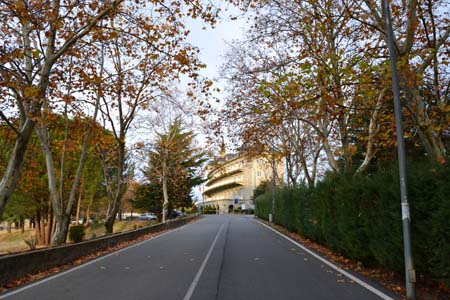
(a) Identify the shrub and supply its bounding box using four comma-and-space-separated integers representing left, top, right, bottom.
24, 236, 37, 250
203, 205, 217, 214
69, 225, 85, 243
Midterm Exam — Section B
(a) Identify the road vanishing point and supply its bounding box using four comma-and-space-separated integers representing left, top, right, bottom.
1, 215, 399, 300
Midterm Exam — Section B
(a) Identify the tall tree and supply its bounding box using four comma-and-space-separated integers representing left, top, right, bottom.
0, 0, 129, 218
141, 119, 207, 222
96, 1, 215, 233
215, 0, 450, 183
355, 0, 450, 162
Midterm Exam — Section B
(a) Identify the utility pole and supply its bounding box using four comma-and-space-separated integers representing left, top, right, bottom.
270, 147, 275, 223
381, 1, 416, 299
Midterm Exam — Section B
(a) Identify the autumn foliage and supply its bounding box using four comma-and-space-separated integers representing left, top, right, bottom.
0, 0, 221, 244
216, 0, 450, 177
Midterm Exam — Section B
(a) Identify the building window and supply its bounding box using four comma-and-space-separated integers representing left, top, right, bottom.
257, 171, 261, 177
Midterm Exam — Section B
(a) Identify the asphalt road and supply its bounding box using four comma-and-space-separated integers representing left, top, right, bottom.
1, 215, 399, 300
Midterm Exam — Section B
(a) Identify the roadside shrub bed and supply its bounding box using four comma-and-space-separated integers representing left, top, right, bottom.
203, 205, 217, 214
255, 160, 450, 287
69, 225, 85, 243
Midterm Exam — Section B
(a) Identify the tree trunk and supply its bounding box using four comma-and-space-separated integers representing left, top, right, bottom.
75, 182, 82, 225
407, 87, 447, 160
103, 140, 127, 234
162, 157, 169, 223
45, 199, 53, 245
49, 215, 56, 244
355, 89, 385, 176
53, 214, 70, 245
319, 121, 340, 173
0, 119, 36, 217
84, 195, 94, 229
105, 216, 114, 234
20, 218, 25, 234
37, 101, 98, 246
35, 212, 43, 245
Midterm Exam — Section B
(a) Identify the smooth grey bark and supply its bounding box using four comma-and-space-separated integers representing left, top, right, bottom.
0, 119, 36, 216
162, 154, 169, 223
355, 88, 386, 176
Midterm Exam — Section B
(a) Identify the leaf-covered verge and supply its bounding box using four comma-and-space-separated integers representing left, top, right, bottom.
255, 159, 450, 299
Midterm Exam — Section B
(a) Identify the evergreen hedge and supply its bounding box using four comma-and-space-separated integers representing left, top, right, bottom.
255, 160, 450, 287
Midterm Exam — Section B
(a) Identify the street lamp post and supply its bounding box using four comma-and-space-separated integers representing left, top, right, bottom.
382, 1, 416, 299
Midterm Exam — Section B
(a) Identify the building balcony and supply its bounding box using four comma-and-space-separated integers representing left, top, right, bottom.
206, 169, 243, 187
203, 182, 243, 197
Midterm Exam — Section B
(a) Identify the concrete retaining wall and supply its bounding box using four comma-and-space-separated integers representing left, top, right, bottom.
0, 216, 198, 287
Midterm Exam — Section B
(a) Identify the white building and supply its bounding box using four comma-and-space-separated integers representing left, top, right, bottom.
201, 153, 283, 214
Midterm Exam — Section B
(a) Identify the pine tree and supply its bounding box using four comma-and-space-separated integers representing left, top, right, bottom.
134, 119, 207, 220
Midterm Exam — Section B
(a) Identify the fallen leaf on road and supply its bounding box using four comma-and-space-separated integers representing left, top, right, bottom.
159, 266, 165, 269
337, 279, 345, 283
257, 218, 450, 300
100, 266, 106, 270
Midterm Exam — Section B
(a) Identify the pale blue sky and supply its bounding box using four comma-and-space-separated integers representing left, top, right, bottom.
183, 4, 248, 86
182, 6, 250, 202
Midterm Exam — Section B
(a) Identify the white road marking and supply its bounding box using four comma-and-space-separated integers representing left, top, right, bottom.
1, 219, 203, 299
253, 218, 396, 300
182, 223, 225, 300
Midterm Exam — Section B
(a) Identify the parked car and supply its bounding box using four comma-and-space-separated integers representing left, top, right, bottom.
82, 218, 94, 224
124, 215, 139, 220
175, 210, 186, 217
166, 210, 180, 219
138, 213, 157, 220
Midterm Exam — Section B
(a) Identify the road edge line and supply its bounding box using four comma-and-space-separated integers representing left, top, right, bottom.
252, 218, 396, 300
1, 219, 204, 299
182, 223, 225, 300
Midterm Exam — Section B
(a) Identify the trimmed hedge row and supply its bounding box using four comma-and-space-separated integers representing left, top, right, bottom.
255, 160, 450, 286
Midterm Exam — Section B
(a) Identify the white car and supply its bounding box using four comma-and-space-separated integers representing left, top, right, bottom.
138, 213, 157, 220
